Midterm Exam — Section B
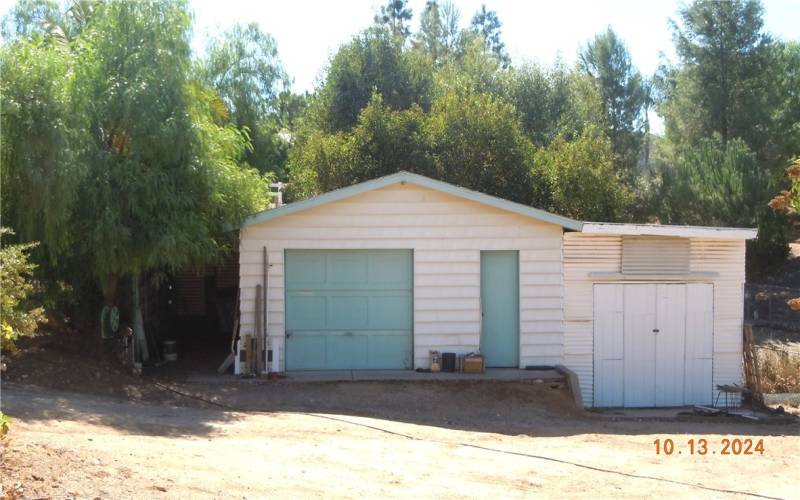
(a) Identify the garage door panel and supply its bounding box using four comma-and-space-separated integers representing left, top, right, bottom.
370, 252, 414, 286
328, 296, 368, 329
287, 335, 327, 369
367, 334, 412, 369
370, 295, 413, 330
286, 295, 327, 329
285, 250, 413, 370
624, 360, 656, 407
328, 253, 368, 285
327, 335, 369, 369
286, 252, 327, 286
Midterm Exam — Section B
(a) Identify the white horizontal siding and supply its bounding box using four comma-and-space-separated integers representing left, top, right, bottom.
239, 183, 565, 372
563, 233, 746, 407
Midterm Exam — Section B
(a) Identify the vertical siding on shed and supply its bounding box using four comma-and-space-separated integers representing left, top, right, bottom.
690, 238, 746, 399
563, 233, 746, 407
563, 234, 622, 405
238, 183, 564, 372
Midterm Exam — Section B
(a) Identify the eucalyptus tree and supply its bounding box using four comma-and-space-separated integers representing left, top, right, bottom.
1, 0, 268, 320
202, 22, 290, 175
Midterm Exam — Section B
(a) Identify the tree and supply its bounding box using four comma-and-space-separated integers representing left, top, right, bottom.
288, 93, 431, 197
413, 1, 462, 66
658, 0, 779, 157
655, 138, 775, 226
310, 27, 434, 133
468, 4, 509, 67
653, 137, 788, 273
532, 127, 633, 221
289, 88, 537, 205
503, 61, 606, 147
374, 0, 412, 40
1, 0, 268, 316
579, 27, 648, 176
0, 37, 85, 260
202, 23, 290, 176
425, 89, 535, 204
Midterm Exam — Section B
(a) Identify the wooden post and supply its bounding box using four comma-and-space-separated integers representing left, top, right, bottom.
742, 323, 765, 408
255, 284, 263, 375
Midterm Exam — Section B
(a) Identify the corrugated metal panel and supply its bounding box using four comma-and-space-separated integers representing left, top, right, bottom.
564, 233, 745, 407
238, 183, 565, 372
622, 236, 689, 275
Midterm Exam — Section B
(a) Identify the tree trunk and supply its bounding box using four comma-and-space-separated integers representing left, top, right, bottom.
132, 273, 149, 362
103, 273, 120, 307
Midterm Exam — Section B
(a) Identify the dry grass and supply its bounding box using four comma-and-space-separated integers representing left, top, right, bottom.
757, 347, 800, 393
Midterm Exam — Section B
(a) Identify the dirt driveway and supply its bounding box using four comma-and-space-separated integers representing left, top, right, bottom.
2, 381, 798, 499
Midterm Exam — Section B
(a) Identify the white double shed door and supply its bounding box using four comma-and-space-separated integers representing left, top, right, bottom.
593, 283, 714, 407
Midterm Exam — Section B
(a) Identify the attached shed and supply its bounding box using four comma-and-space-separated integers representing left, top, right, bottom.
237, 172, 756, 407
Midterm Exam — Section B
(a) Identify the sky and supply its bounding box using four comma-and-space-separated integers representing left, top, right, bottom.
1, 0, 798, 130
185, 0, 799, 93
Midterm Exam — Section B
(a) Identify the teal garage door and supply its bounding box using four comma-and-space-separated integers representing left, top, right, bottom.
285, 250, 413, 370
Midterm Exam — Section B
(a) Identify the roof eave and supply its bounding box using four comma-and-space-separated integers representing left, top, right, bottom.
580, 222, 758, 240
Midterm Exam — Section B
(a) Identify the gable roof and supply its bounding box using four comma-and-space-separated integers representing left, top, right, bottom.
243, 171, 584, 231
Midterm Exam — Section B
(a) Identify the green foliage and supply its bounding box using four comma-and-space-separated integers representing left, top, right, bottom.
655, 138, 774, 226
533, 127, 633, 221
653, 138, 788, 274
503, 62, 606, 146
201, 22, 290, 175
579, 27, 649, 175
374, 0, 413, 39
1, 0, 269, 306
0, 411, 11, 438
468, 4, 509, 67
658, 0, 782, 159
0, 38, 85, 260
290, 88, 537, 205
288, 93, 430, 197
413, 1, 462, 67
311, 27, 435, 133
425, 89, 534, 203
0, 228, 46, 350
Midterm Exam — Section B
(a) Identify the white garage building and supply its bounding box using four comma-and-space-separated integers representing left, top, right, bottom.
237, 171, 756, 407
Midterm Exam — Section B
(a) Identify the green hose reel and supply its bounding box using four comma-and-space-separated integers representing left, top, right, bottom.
100, 305, 120, 339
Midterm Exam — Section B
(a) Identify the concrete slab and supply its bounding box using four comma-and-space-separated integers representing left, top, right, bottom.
287, 368, 564, 383
185, 368, 564, 385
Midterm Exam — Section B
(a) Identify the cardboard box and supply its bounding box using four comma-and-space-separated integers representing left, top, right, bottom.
463, 355, 484, 373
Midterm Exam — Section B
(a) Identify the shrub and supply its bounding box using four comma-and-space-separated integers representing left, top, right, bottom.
0, 228, 46, 351
757, 348, 800, 393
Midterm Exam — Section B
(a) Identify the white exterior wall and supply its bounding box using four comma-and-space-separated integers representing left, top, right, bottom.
238, 183, 564, 372
563, 233, 746, 406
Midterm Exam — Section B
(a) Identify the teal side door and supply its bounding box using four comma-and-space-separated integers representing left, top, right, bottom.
480, 251, 520, 367
285, 250, 413, 370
